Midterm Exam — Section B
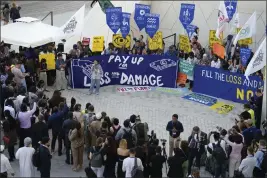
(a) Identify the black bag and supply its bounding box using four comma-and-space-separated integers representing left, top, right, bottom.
32, 147, 41, 167
112, 125, 121, 138
134, 123, 146, 145
131, 157, 144, 178
260, 151, 267, 173
234, 170, 245, 178
85, 166, 97, 178
122, 129, 134, 148
212, 140, 227, 163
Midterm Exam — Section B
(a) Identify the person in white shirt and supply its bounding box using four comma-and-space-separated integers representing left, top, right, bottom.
187, 52, 199, 65
0, 145, 15, 177
122, 148, 143, 178
238, 146, 256, 178
211, 57, 221, 69
4, 98, 15, 118
15, 137, 35, 177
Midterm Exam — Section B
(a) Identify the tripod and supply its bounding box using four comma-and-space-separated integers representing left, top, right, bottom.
162, 143, 168, 174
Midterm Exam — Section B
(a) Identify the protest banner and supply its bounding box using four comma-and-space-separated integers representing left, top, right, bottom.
179, 35, 191, 53
193, 65, 264, 103
213, 43, 225, 59
82, 37, 90, 46
236, 28, 253, 45
179, 3, 195, 29
154, 87, 189, 96
92, 36, 104, 52
210, 102, 234, 114
39, 53, 55, 70
148, 31, 163, 50
240, 48, 251, 66
209, 30, 223, 48
117, 86, 152, 92
182, 93, 218, 106
71, 55, 178, 88
112, 34, 131, 48
179, 59, 194, 78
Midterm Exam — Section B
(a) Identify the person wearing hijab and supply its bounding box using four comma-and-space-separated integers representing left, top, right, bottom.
15, 137, 35, 177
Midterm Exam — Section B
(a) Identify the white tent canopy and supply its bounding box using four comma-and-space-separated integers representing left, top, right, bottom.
1, 17, 59, 48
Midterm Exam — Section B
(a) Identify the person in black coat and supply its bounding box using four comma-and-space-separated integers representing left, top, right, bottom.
150, 146, 166, 178
32, 115, 49, 149
39, 137, 52, 178
167, 148, 185, 178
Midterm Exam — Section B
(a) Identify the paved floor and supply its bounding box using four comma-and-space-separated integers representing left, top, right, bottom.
5, 85, 243, 177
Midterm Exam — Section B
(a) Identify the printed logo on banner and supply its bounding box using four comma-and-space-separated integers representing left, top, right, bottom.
182, 93, 218, 106
117, 86, 152, 92
236, 28, 253, 45
252, 50, 264, 68
106, 7, 122, 33
134, 4, 151, 31
179, 35, 191, 53
120, 12, 131, 38
145, 13, 160, 38
71, 55, 178, 89
179, 59, 194, 78
193, 65, 264, 104
224, 0, 237, 21
112, 34, 131, 48
240, 48, 251, 66
149, 59, 177, 71
179, 3, 195, 29
63, 17, 78, 34
186, 24, 197, 39
210, 102, 234, 114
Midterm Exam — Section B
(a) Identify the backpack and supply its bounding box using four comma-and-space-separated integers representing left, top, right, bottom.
133, 123, 146, 146
131, 157, 144, 178
212, 140, 227, 163
112, 125, 121, 138
122, 129, 134, 149
32, 147, 41, 167
91, 147, 103, 168
260, 151, 267, 173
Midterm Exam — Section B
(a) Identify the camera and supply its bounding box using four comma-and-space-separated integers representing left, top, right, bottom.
160, 139, 167, 146
148, 130, 157, 145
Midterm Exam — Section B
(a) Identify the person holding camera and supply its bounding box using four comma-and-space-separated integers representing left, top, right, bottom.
188, 126, 207, 176
150, 146, 166, 178
166, 114, 184, 157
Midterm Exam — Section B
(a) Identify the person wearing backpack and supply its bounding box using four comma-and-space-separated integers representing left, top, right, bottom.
130, 115, 149, 146
115, 119, 137, 149
207, 132, 227, 178
89, 137, 106, 177
110, 118, 121, 139
122, 147, 144, 178
253, 139, 267, 178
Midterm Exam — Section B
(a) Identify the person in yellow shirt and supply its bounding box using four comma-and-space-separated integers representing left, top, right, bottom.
244, 104, 255, 126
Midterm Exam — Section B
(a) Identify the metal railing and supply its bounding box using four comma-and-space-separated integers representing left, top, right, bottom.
41, 11, 53, 26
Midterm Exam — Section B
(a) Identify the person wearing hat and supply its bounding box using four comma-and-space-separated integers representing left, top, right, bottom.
15, 137, 35, 177
89, 59, 103, 95
0, 145, 15, 178
55, 53, 67, 91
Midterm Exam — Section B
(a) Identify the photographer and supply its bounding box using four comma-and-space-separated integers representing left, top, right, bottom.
150, 146, 166, 178
188, 126, 207, 175
166, 114, 184, 156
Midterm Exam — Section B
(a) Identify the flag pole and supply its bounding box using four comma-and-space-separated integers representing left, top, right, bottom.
261, 67, 266, 129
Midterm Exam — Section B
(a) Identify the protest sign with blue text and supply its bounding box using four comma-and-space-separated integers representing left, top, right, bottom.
193, 66, 264, 103
224, 0, 237, 21
106, 7, 122, 33
179, 3, 195, 29
134, 4, 151, 31
145, 13, 160, 38
71, 55, 178, 89
186, 24, 197, 39
121, 12, 131, 38
182, 93, 217, 106
240, 48, 251, 66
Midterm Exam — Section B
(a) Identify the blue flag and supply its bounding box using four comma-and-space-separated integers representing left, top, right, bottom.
145, 13, 160, 38
106, 7, 122, 34
240, 48, 251, 66
179, 3, 195, 29
121, 12, 131, 38
186, 24, 197, 39
134, 4, 151, 31
224, 0, 237, 21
